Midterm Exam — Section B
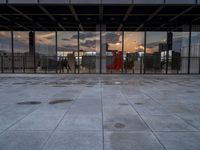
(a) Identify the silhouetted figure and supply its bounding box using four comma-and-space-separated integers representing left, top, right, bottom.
64, 58, 71, 73
61, 58, 65, 73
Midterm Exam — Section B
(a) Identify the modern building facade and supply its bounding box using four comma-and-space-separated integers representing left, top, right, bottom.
0, 0, 200, 74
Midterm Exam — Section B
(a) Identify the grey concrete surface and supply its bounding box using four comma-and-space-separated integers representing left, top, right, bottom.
0, 74, 200, 150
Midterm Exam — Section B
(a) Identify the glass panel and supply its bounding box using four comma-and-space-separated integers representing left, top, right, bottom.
35, 32, 56, 73
57, 32, 78, 74
39, 0, 69, 4
8, 0, 38, 3
0, 31, 12, 73
79, 32, 100, 73
166, 0, 196, 4
102, 0, 132, 4
134, 0, 164, 4
124, 32, 144, 74
168, 32, 189, 74
146, 32, 167, 74
71, 0, 100, 4
13, 32, 34, 73
102, 32, 122, 74
190, 32, 200, 74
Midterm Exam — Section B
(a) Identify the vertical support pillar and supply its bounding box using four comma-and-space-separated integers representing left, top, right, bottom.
100, 24, 102, 74
29, 31, 36, 73
78, 29, 80, 74
55, 31, 58, 74
122, 30, 124, 74
1, 56, 3, 73
166, 32, 173, 74
97, 23, 107, 74
188, 24, 192, 74
144, 31, 147, 74
11, 31, 14, 73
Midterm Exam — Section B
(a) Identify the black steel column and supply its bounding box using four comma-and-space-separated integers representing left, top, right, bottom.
29, 31, 36, 73
143, 31, 147, 74
166, 32, 173, 74
100, 24, 102, 74
55, 31, 58, 74
11, 31, 14, 73
122, 30, 124, 74
1, 56, 3, 73
188, 24, 192, 74
78, 30, 80, 74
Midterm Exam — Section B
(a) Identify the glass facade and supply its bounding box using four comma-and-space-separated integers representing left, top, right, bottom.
146, 32, 167, 74
79, 32, 100, 73
0, 30, 200, 74
35, 32, 56, 73
57, 31, 78, 74
0, 32, 12, 73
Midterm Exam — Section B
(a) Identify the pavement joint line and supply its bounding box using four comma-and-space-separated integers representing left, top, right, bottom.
0, 105, 41, 136
100, 77, 105, 150
140, 89, 200, 131
40, 83, 86, 150
120, 88, 168, 150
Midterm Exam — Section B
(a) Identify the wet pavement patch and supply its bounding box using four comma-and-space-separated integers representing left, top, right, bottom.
114, 123, 126, 129
48, 99, 73, 104
134, 102, 144, 105
51, 85, 66, 87
119, 103, 129, 106
17, 101, 42, 105
187, 90, 196, 93
86, 85, 94, 87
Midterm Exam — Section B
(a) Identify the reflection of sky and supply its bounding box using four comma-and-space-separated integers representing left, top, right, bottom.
0, 31, 200, 55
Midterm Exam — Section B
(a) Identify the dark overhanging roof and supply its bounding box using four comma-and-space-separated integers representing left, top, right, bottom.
0, 3, 200, 31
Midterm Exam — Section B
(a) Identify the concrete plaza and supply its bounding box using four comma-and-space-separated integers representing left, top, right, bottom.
0, 74, 200, 150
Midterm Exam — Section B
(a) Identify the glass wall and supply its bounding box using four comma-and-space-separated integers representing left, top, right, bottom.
79, 32, 100, 73
0, 32, 12, 73
124, 32, 144, 74
102, 32, 122, 73
168, 32, 189, 74
57, 32, 78, 74
190, 31, 200, 74
13, 32, 34, 73
146, 32, 167, 74
0, 30, 200, 74
35, 32, 56, 73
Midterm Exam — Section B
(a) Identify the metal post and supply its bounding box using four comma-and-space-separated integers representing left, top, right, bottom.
144, 31, 147, 74
1, 56, 3, 73
100, 24, 102, 74
122, 30, 124, 74
188, 24, 192, 74
11, 31, 14, 73
55, 31, 58, 74
78, 29, 80, 74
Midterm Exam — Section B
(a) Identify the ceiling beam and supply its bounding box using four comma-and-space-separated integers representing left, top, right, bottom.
69, 5, 84, 31
136, 5, 164, 31
8, 5, 46, 31
168, 5, 196, 22
38, 5, 66, 31
0, 14, 29, 30
155, 5, 196, 31
118, 5, 134, 31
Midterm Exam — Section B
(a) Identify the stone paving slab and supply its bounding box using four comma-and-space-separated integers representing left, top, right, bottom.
104, 131, 165, 150
156, 132, 200, 150
104, 114, 150, 131
57, 114, 102, 131
43, 131, 103, 150
141, 115, 197, 131
0, 131, 51, 150
9, 114, 63, 131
